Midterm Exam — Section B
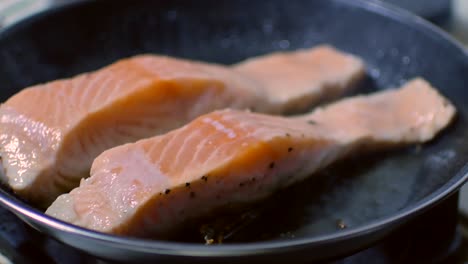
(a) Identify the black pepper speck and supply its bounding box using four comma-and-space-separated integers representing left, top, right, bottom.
185, 182, 190, 187
165, 189, 171, 194
269, 162, 275, 169
288, 147, 293, 152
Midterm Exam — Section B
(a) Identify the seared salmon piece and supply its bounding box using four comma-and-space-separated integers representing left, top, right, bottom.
46, 78, 455, 237
234, 45, 365, 114
0, 46, 365, 206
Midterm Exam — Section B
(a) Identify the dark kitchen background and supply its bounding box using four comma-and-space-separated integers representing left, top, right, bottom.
0, 0, 467, 263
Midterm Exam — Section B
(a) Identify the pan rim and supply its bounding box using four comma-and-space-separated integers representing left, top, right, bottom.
0, 0, 466, 258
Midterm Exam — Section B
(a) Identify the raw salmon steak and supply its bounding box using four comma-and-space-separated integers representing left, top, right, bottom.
46, 78, 455, 237
0, 45, 365, 206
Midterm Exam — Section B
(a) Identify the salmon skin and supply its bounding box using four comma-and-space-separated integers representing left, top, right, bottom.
0, 45, 365, 206
46, 78, 455, 238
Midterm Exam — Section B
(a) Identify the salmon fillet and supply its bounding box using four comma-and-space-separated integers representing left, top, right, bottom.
0, 45, 365, 206
46, 78, 455, 237
234, 46, 364, 114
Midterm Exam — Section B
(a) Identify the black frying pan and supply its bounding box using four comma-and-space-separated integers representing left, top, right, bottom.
0, 0, 467, 263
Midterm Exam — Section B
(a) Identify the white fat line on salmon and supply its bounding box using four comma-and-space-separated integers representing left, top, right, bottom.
202, 117, 237, 139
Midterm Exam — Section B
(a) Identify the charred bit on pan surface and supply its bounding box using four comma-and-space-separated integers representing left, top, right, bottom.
337, 219, 347, 229
201, 225, 215, 245
279, 231, 295, 238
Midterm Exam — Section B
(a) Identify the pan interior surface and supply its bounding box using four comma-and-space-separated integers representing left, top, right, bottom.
0, 0, 467, 260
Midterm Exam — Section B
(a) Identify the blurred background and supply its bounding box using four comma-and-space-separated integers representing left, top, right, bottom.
1, 0, 466, 44
0, 0, 467, 45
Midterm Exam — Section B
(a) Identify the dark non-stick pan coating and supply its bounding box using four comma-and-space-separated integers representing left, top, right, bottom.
0, 0, 467, 263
